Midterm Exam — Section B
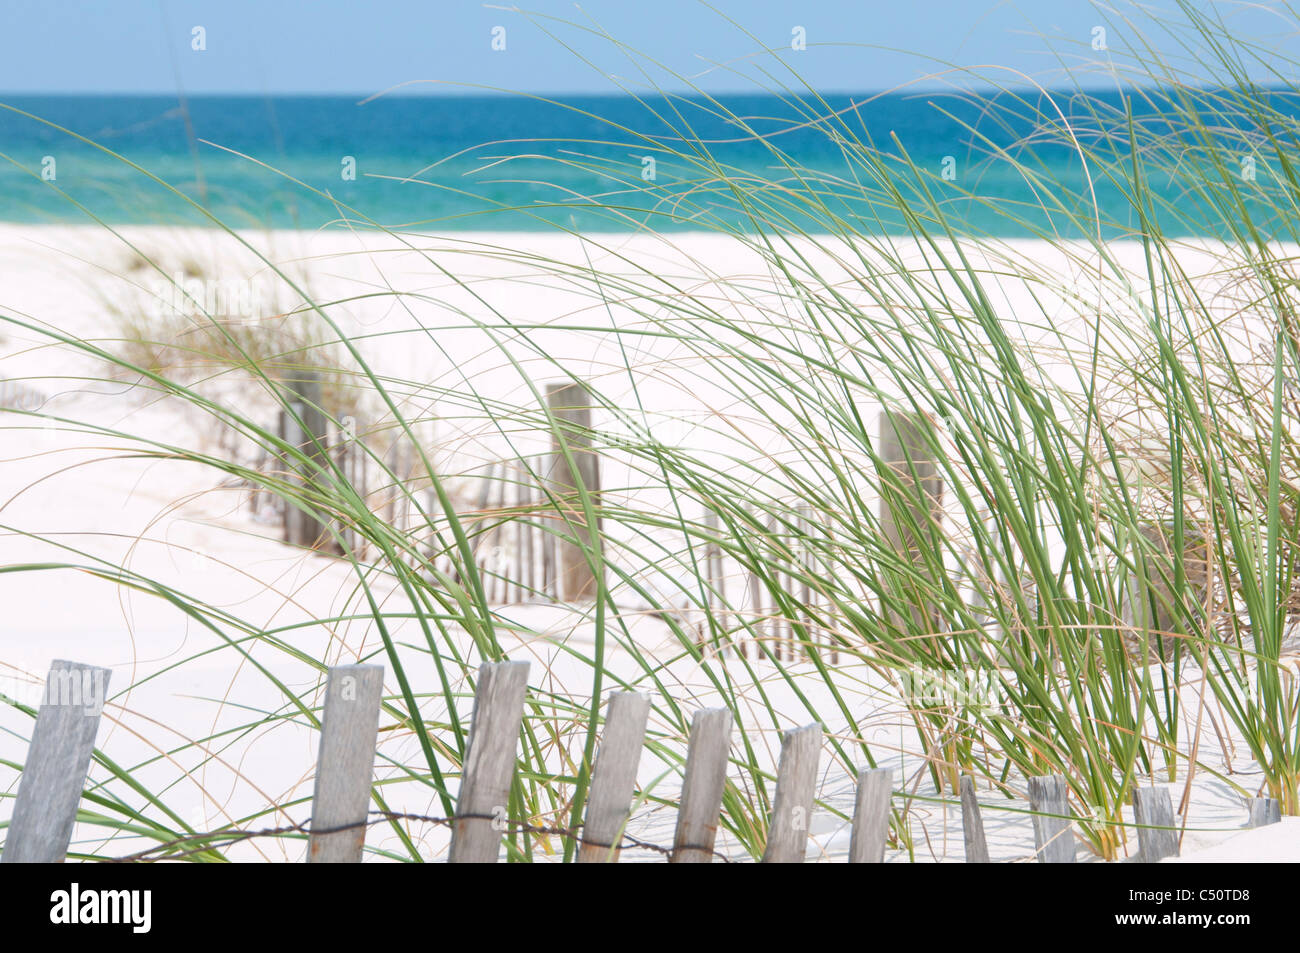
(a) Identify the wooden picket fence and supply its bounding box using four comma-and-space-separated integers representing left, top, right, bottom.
698, 505, 844, 662
265, 376, 607, 604
0, 659, 1285, 864
445, 454, 570, 605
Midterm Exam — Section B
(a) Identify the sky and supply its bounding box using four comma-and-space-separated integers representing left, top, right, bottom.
0, 1, 1294, 96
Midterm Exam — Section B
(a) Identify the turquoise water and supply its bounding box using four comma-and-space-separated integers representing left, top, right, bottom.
0, 90, 1293, 236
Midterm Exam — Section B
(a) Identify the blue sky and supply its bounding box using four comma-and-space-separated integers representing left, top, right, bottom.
0, 1, 1293, 96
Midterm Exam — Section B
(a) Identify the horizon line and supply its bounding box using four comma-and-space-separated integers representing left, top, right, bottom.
2, 80, 1265, 101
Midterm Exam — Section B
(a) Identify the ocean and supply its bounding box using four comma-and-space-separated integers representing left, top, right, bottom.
0, 89, 1292, 236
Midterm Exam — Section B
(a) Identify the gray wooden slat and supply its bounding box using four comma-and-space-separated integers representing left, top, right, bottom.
1133, 785, 1179, 862
797, 506, 813, 661
578, 692, 651, 863
878, 409, 943, 636
798, 504, 838, 663
747, 544, 763, 661
281, 406, 304, 545
959, 775, 990, 863
2, 660, 111, 863
449, 660, 531, 863
546, 381, 601, 602
761, 723, 822, 863
703, 510, 722, 654
472, 462, 496, 598
541, 458, 556, 600
670, 708, 733, 863
488, 471, 505, 605
1028, 774, 1076, 863
1246, 797, 1281, 828
512, 467, 525, 604
521, 463, 535, 601
1123, 524, 1210, 665
307, 664, 384, 863
283, 371, 332, 551
849, 766, 893, 862
768, 515, 787, 660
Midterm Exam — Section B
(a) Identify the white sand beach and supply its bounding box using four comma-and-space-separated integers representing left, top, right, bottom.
1, 223, 1296, 862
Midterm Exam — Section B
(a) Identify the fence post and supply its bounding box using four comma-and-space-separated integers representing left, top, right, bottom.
877, 409, 943, 639
466, 461, 497, 597
746, 523, 764, 660
849, 766, 893, 862
959, 775, 990, 863
282, 370, 333, 551
766, 514, 790, 661
1124, 523, 1210, 664
449, 660, 531, 863
1028, 774, 1076, 863
307, 664, 384, 863
1133, 785, 1179, 863
512, 466, 527, 604
1246, 797, 1281, 828
521, 458, 537, 601
702, 509, 724, 655
795, 505, 815, 661
545, 381, 601, 602
331, 420, 363, 557
670, 708, 732, 863
761, 723, 822, 863
2, 660, 111, 864
578, 692, 651, 863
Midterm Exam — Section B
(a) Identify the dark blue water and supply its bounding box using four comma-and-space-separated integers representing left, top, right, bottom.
0, 89, 1294, 236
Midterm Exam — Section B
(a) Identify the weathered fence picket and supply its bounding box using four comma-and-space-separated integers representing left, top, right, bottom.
449, 660, 531, 863
2, 661, 111, 864
330, 420, 368, 557
959, 775, 990, 863
579, 692, 651, 863
511, 466, 528, 604
307, 664, 385, 863
5, 660, 1269, 864
670, 707, 733, 863
761, 724, 822, 863
1133, 786, 1180, 862
793, 508, 814, 659
1028, 774, 1076, 863
696, 504, 841, 663
1246, 797, 1281, 828
281, 371, 333, 551
701, 510, 730, 657
849, 767, 893, 863
878, 409, 943, 639
546, 381, 601, 602
519, 466, 536, 602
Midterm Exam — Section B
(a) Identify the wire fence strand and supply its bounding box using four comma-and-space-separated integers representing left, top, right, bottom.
103, 810, 735, 863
